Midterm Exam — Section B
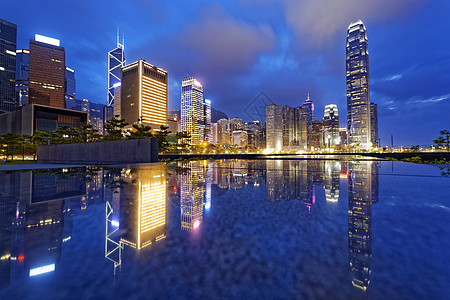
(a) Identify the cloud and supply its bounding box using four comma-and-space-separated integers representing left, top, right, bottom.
412, 94, 450, 104
270, 0, 427, 48
384, 74, 403, 81
179, 5, 276, 73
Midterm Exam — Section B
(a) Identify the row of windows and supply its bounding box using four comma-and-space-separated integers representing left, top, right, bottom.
123, 67, 138, 77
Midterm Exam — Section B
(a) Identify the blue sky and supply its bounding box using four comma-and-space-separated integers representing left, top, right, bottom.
3, 0, 450, 146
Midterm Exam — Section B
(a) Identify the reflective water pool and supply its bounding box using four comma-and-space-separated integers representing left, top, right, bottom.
0, 159, 449, 299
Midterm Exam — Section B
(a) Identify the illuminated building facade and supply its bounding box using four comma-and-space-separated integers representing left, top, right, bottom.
282, 105, 295, 147
64, 66, 76, 107
266, 104, 282, 151
311, 120, 324, 149
217, 118, 231, 145
107, 31, 125, 107
204, 99, 212, 143
29, 35, 65, 108
15, 49, 29, 107
304, 93, 314, 123
370, 102, 378, 147
119, 166, 167, 249
113, 83, 121, 119
181, 77, 204, 145
323, 104, 340, 147
339, 128, 348, 145
300, 104, 310, 149
346, 20, 371, 149
121, 60, 168, 129
0, 19, 17, 114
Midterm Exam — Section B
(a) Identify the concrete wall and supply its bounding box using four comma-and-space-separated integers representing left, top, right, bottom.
37, 138, 158, 164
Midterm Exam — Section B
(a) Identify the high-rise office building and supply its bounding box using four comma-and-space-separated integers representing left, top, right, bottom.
282, 105, 295, 147
217, 118, 231, 145
370, 102, 378, 147
29, 34, 65, 108
304, 93, 314, 123
300, 104, 310, 149
0, 19, 17, 114
113, 83, 121, 118
15, 49, 29, 106
346, 20, 371, 149
121, 60, 168, 129
181, 77, 204, 145
266, 104, 282, 151
204, 99, 212, 144
311, 120, 324, 150
64, 67, 76, 107
107, 31, 125, 107
323, 104, 340, 147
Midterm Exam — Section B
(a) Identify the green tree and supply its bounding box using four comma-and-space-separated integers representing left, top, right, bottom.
17, 134, 33, 160
434, 130, 450, 151
31, 130, 50, 159
128, 124, 153, 139
75, 123, 101, 143
1, 133, 20, 160
410, 145, 420, 151
154, 125, 171, 153
51, 125, 80, 144
103, 117, 129, 141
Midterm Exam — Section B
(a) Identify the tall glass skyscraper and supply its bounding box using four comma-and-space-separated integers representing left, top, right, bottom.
346, 20, 371, 149
0, 19, 17, 114
323, 104, 340, 147
204, 99, 212, 144
370, 102, 378, 147
265, 104, 282, 151
15, 49, 29, 106
107, 31, 125, 107
181, 77, 205, 145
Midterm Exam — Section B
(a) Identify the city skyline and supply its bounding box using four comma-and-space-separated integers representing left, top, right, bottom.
2, 0, 450, 145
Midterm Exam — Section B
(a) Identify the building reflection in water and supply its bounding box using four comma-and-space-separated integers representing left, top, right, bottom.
180, 161, 205, 231
104, 164, 167, 274
0, 168, 87, 288
348, 161, 379, 291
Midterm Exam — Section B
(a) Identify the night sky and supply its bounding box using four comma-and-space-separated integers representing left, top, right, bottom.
3, 0, 450, 146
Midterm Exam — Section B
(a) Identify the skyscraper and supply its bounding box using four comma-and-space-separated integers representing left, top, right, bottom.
64, 67, 76, 107
15, 49, 29, 106
300, 104, 310, 149
265, 104, 282, 151
323, 104, 340, 147
303, 93, 314, 123
346, 20, 371, 149
311, 120, 324, 150
107, 31, 125, 107
29, 34, 65, 108
120, 60, 168, 129
370, 102, 378, 147
204, 99, 212, 144
282, 105, 295, 147
181, 77, 204, 145
0, 19, 17, 114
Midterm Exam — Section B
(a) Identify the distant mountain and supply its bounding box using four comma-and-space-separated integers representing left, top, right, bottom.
211, 108, 228, 123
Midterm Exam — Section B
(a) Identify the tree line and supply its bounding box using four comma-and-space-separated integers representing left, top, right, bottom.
0, 117, 192, 161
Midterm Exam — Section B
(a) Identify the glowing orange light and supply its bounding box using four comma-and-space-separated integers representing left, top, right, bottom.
173, 184, 177, 192
174, 117, 177, 121
18, 255, 24, 261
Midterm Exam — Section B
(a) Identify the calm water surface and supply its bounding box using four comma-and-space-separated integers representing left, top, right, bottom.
0, 159, 449, 299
